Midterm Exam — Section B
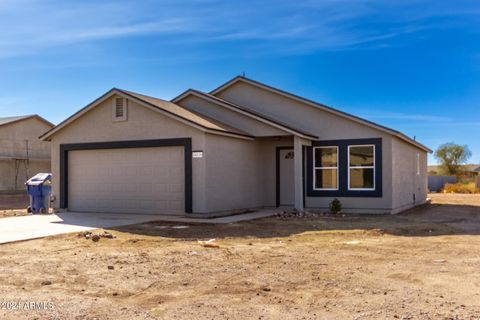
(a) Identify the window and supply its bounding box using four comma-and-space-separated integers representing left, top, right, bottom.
416, 153, 420, 175
112, 97, 127, 122
307, 138, 382, 197
348, 145, 375, 190
313, 146, 338, 190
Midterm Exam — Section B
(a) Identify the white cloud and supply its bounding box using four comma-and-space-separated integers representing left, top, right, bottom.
0, 0, 478, 59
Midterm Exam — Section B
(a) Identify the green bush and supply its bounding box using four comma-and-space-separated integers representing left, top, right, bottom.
329, 198, 342, 214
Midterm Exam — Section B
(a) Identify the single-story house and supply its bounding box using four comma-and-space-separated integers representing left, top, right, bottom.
0, 115, 53, 191
40, 76, 431, 215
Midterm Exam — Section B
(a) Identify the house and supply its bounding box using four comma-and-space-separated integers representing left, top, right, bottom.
0, 115, 53, 191
465, 164, 480, 178
428, 164, 480, 177
39, 76, 431, 215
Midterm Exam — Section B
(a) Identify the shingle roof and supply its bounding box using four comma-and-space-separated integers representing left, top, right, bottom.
40, 88, 253, 141
172, 89, 318, 139
116, 89, 253, 137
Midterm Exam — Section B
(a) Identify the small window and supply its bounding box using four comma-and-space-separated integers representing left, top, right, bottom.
313, 146, 338, 190
416, 153, 420, 175
112, 97, 127, 121
348, 145, 375, 190
285, 151, 294, 159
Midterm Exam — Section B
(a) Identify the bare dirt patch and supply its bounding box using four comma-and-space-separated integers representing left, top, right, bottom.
0, 194, 479, 319
429, 192, 480, 205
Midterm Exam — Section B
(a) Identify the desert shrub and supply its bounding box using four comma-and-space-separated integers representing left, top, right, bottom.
329, 198, 342, 214
442, 182, 480, 194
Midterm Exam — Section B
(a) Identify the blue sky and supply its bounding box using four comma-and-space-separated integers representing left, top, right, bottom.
0, 0, 479, 164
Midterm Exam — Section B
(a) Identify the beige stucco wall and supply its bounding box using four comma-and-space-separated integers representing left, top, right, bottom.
216, 81, 406, 213
391, 137, 428, 213
202, 135, 293, 213
203, 133, 263, 212
177, 95, 288, 137
0, 159, 50, 191
48, 95, 208, 213
0, 117, 52, 191
216, 82, 390, 140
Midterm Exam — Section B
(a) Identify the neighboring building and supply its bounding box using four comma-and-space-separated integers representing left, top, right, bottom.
40, 77, 431, 215
465, 164, 480, 178
0, 115, 53, 191
428, 164, 480, 178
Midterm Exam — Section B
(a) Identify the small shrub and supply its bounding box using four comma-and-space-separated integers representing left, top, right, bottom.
329, 198, 342, 214
442, 182, 480, 194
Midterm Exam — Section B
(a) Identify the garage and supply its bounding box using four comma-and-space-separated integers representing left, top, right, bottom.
68, 146, 184, 214
58, 138, 192, 215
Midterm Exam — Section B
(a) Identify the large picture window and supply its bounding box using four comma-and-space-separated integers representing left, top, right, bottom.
306, 138, 382, 197
313, 146, 338, 190
348, 145, 375, 190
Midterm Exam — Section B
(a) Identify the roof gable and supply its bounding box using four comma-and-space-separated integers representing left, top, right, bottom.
40, 89, 253, 141
0, 115, 53, 128
211, 76, 431, 153
172, 89, 318, 139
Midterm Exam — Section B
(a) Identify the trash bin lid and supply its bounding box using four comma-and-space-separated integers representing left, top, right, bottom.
26, 173, 52, 186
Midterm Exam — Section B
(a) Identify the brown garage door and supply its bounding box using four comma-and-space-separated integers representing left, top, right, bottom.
68, 146, 185, 214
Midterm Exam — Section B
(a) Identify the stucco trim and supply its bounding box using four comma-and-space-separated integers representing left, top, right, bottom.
40, 89, 254, 141
210, 76, 431, 153
59, 138, 193, 213
172, 90, 318, 140
306, 138, 383, 198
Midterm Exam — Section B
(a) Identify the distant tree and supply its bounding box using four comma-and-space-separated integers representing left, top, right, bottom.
434, 143, 472, 175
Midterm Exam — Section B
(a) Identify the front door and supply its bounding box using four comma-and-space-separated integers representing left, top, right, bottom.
279, 148, 295, 206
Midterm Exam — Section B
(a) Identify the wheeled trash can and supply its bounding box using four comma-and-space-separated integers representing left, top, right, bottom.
25, 173, 52, 214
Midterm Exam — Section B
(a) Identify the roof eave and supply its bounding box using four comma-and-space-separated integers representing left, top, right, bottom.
0, 115, 54, 131
41, 88, 254, 142
40, 89, 118, 141
173, 89, 318, 140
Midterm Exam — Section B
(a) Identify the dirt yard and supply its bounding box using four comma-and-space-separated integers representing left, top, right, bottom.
0, 194, 479, 319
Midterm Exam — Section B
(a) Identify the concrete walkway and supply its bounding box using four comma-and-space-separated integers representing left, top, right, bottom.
0, 210, 275, 244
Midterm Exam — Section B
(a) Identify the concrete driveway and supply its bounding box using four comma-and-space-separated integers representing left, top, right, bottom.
0, 212, 165, 244
0, 210, 276, 244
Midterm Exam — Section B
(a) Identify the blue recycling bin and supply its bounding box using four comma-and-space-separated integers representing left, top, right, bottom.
25, 173, 52, 214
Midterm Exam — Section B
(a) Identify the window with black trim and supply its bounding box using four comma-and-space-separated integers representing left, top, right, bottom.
313, 146, 338, 190
306, 138, 382, 198
348, 145, 375, 190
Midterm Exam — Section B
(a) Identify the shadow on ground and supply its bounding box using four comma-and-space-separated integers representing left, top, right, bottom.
112, 202, 480, 240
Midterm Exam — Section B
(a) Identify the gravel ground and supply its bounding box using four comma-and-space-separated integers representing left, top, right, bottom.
0, 193, 479, 319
